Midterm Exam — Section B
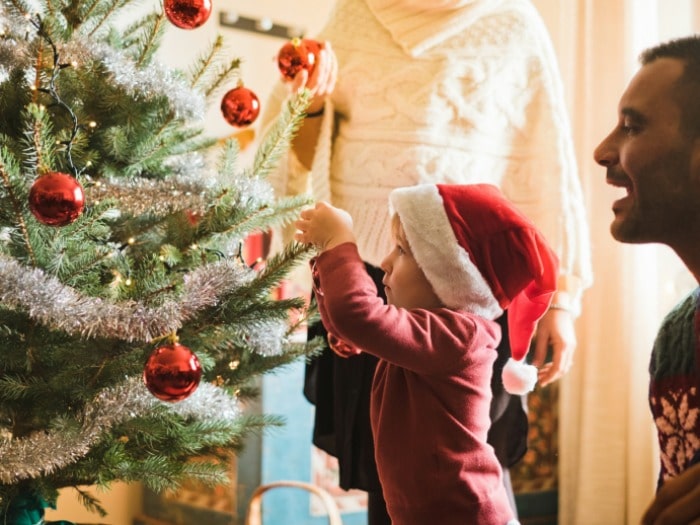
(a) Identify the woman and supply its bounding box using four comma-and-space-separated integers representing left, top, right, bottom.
262, 0, 592, 522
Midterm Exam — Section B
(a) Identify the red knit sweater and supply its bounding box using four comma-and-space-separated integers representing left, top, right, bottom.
313, 243, 515, 525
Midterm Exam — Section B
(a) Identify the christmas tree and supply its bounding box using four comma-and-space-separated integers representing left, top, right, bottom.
0, 0, 318, 521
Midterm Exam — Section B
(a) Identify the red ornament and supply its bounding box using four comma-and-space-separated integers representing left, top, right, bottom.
164, 0, 212, 30
28, 172, 85, 226
327, 332, 362, 358
220, 86, 260, 127
143, 342, 202, 402
185, 209, 201, 226
277, 38, 321, 81
242, 230, 271, 267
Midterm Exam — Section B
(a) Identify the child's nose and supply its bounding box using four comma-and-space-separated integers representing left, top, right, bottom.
379, 254, 392, 274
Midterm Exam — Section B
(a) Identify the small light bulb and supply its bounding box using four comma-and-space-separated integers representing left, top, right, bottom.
256, 17, 273, 32
221, 12, 239, 24
127, 237, 136, 244
124, 278, 132, 286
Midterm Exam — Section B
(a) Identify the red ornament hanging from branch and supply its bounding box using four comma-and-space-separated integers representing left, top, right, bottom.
277, 38, 321, 81
164, 0, 212, 30
220, 84, 261, 127
28, 171, 85, 226
143, 342, 202, 402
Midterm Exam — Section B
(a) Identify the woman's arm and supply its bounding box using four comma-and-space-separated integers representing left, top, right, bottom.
288, 42, 338, 170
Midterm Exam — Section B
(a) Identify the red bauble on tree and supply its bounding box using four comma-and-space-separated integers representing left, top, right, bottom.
185, 209, 201, 226
220, 85, 260, 127
28, 172, 85, 226
328, 332, 362, 357
277, 38, 321, 81
164, 0, 212, 29
143, 342, 202, 402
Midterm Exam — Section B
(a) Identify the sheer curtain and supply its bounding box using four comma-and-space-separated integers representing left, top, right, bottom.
531, 1, 698, 523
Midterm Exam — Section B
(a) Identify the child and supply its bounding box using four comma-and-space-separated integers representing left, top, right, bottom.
294, 183, 557, 525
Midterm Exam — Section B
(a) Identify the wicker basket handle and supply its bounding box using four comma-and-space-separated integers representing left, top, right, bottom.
244, 480, 343, 525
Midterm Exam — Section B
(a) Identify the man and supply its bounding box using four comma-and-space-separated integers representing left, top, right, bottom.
594, 35, 700, 525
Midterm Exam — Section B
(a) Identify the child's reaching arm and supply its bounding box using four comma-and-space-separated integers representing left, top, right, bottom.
294, 201, 356, 251
295, 201, 365, 356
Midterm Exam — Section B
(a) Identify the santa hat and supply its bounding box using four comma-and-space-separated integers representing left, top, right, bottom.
389, 183, 558, 395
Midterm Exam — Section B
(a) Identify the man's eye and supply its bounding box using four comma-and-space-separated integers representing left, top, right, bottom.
621, 121, 639, 135
396, 245, 405, 255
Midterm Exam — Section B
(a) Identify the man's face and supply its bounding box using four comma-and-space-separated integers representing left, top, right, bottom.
594, 58, 700, 249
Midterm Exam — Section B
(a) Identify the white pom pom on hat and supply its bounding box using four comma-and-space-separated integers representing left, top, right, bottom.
502, 357, 539, 395
389, 183, 558, 395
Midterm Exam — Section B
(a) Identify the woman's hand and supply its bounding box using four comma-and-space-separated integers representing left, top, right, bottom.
531, 307, 577, 385
294, 201, 355, 252
290, 41, 338, 114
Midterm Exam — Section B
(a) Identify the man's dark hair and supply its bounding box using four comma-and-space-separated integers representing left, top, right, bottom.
641, 35, 700, 136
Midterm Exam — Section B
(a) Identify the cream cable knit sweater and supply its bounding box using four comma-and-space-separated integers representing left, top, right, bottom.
262, 0, 592, 310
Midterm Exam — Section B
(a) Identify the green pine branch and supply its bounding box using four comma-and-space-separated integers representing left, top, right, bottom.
251, 91, 311, 181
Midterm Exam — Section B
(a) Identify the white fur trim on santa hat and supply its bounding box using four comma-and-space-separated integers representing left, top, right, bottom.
389, 184, 503, 320
502, 358, 538, 395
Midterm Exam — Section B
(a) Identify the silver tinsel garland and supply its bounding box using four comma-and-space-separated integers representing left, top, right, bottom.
86, 176, 214, 216
0, 255, 287, 355
228, 172, 276, 211
80, 40, 207, 121
0, 377, 242, 483
1, 17, 207, 129
0, 31, 33, 85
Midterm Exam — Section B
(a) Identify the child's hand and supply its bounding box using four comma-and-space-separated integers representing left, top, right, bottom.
294, 201, 355, 252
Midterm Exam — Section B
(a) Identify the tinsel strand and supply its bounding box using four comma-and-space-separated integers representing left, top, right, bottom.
0, 377, 241, 483
0, 256, 288, 354
0, 256, 238, 341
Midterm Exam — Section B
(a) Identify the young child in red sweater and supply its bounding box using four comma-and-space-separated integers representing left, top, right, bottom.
294, 183, 557, 525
